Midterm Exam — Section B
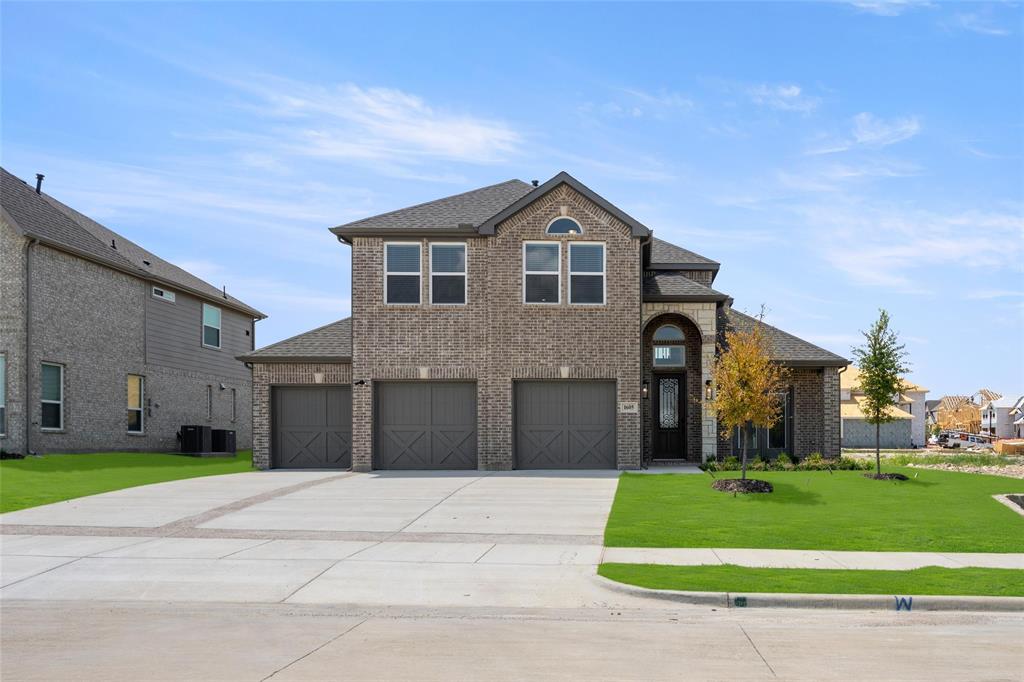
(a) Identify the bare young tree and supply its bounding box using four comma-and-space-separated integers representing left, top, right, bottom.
851, 309, 910, 477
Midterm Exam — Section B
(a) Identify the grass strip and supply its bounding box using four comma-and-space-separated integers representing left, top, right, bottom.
599, 563, 1024, 597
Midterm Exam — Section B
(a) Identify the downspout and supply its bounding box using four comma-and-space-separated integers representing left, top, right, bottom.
24, 238, 37, 455
836, 365, 848, 453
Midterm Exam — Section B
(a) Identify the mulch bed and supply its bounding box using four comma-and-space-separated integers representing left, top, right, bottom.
712, 478, 774, 494
862, 472, 909, 481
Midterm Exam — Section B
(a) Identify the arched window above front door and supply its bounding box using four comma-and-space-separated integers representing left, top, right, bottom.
653, 324, 685, 367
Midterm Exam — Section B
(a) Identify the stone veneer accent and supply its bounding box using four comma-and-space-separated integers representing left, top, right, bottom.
641, 301, 718, 462
350, 184, 641, 471
250, 362, 352, 469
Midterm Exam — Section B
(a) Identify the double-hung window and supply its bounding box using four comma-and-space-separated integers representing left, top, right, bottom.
385, 243, 421, 304
41, 363, 63, 430
202, 304, 222, 349
430, 243, 466, 305
569, 243, 605, 304
0, 355, 6, 436
767, 391, 789, 449
127, 374, 145, 434
523, 242, 560, 304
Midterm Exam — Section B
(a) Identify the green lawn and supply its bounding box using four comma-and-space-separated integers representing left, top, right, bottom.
0, 450, 254, 513
598, 563, 1024, 597
605, 468, 1024, 553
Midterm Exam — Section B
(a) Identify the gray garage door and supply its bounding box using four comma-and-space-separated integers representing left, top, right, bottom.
515, 381, 617, 469
376, 382, 477, 470
272, 386, 352, 469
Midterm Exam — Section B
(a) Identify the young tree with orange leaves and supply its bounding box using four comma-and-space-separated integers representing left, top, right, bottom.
708, 311, 790, 481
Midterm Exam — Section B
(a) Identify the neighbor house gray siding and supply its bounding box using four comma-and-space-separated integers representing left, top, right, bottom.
145, 288, 253, 380
841, 419, 912, 449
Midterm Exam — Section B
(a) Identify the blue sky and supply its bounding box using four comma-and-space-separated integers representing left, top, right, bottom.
2, 1, 1021, 398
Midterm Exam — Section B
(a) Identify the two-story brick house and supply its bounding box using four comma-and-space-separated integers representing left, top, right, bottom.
1, 168, 264, 454
241, 172, 846, 471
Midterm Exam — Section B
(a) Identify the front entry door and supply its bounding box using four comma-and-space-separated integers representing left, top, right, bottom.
653, 373, 686, 459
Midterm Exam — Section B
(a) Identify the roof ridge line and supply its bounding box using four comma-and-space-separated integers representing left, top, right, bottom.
331, 179, 528, 231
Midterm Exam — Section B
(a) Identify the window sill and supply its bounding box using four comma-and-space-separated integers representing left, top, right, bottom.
40, 428, 65, 434
127, 431, 147, 437
202, 345, 223, 351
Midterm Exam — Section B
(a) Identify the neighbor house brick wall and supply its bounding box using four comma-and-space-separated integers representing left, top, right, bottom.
2, 240, 253, 454
250, 361, 351, 469
0, 220, 27, 452
349, 183, 642, 470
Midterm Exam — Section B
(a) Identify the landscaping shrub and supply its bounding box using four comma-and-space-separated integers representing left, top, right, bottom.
722, 455, 740, 470
800, 452, 828, 470
749, 456, 767, 471
773, 452, 794, 470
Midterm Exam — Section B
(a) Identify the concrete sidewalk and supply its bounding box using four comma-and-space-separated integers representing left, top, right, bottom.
602, 547, 1024, 570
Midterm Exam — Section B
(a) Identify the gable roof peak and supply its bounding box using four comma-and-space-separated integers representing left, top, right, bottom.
477, 170, 651, 238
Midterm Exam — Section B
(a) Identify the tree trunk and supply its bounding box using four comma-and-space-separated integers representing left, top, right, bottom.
741, 423, 749, 481
875, 422, 881, 476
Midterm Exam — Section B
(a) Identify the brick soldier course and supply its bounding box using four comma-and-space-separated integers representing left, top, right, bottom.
241, 171, 848, 471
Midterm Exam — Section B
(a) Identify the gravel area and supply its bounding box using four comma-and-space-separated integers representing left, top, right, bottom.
905, 463, 1024, 479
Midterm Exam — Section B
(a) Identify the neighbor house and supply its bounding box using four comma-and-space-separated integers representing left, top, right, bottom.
239, 172, 847, 471
0, 168, 264, 454
1011, 396, 1024, 439
981, 395, 1021, 439
839, 366, 927, 448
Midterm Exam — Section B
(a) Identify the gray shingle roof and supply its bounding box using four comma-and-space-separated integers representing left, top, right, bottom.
332, 180, 534, 235
720, 308, 849, 367
1, 168, 264, 318
643, 271, 729, 301
238, 318, 351, 363
650, 237, 718, 267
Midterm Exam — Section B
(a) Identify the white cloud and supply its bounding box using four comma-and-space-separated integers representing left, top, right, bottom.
851, 112, 922, 146
846, 1, 932, 16
798, 202, 1024, 291
954, 12, 1010, 36
962, 290, 1024, 300
747, 83, 820, 112
245, 79, 522, 168
806, 112, 921, 155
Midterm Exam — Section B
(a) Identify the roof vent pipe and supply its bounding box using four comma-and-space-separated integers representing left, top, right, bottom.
222, 285, 228, 299
35, 173, 44, 194
111, 239, 117, 249
531, 180, 539, 188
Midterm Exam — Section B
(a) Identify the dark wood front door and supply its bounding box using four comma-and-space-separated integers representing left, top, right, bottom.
653, 373, 686, 459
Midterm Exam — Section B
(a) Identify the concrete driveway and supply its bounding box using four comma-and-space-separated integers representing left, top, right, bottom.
1, 470, 633, 609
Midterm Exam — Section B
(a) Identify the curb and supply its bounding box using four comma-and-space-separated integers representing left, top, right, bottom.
595, 575, 1024, 613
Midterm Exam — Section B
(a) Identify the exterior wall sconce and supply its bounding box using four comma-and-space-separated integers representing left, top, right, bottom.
642, 380, 649, 399
705, 380, 713, 401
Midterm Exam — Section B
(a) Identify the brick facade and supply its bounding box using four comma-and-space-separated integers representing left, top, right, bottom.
350, 184, 641, 471
249, 361, 352, 469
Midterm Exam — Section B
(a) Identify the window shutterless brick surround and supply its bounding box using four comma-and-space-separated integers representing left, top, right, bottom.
250, 362, 352, 469
350, 185, 642, 471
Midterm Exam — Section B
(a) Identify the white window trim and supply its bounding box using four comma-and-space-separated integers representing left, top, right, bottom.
40, 362, 64, 431
429, 242, 467, 306
545, 216, 583, 235
568, 241, 606, 305
384, 242, 422, 305
202, 303, 222, 350
151, 286, 176, 303
523, 241, 561, 305
127, 375, 145, 434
